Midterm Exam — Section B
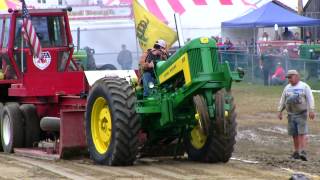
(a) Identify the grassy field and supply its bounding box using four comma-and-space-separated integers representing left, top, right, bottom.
231, 82, 320, 176
232, 82, 320, 116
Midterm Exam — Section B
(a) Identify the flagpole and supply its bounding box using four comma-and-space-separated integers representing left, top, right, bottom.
133, 19, 140, 64
174, 13, 184, 48
131, 3, 141, 67
174, 13, 181, 48
21, 30, 24, 73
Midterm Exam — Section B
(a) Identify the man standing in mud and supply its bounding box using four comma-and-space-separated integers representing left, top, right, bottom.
278, 70, 315, 161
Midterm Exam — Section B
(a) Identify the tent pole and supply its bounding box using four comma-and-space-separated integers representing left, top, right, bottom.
254, 28, 256, 54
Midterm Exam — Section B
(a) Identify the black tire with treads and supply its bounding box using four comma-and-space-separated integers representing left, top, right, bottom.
0, 102, 3, 151
1, 103, 24, 153
185, 91, 237, 163
20, 104, 40, 147
86, 77, 139, 166
207, 94, 237, 163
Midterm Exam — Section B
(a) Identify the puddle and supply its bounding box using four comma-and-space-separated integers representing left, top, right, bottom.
236, 129, 290, 145
236, 130, 261, 142
231, 157, 259, 164
258, 126, 287, 135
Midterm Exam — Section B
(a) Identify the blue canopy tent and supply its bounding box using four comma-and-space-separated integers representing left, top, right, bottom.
222, 1, 320, 28
221, 1, 320, 54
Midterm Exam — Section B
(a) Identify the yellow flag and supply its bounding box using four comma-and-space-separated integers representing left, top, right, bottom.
133, 0, 177, 52
0, 0, 8, 11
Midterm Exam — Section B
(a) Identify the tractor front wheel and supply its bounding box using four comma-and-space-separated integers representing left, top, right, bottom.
86, 77, 139, 166
185, 91, 237, 163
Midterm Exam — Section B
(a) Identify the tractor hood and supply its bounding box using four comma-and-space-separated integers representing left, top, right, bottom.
84, 70, 137, 86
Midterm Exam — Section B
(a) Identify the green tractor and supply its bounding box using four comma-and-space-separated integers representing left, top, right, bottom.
299, 44, 320, 59
73, 47, 117, 70
299, 44, 320, 80
85, 37, 244, 165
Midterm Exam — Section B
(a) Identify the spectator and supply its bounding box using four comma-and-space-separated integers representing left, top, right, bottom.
271, 62, 286, 85
224, 38, 233, 50
282, 27, 294, 40
293, 32, 300, 40
117, 44, 133, 70
84, 47, 96, 70
262, 32, 269, 41
216, 38, 224, 47
278, 70, 315, 161
260, 48, 275, 86
249, 38, 256, 54
304, 31, 312, 44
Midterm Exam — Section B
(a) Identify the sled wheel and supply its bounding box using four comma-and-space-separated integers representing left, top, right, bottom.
20, 104, 40, 147
1, 103, 24, 153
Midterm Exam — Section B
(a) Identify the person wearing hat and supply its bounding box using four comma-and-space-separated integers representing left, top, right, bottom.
278, 70, 315, 161
139, 39, 168, 96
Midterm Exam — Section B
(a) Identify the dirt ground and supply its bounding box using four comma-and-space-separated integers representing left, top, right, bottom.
0, 83, 319, 179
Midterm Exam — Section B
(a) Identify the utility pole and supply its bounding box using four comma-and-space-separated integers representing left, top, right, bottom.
298, 0, 303, 15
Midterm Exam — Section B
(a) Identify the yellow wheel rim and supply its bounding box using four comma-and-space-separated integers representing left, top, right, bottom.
191, 111, 207, 149
91, 97, 112, 154
190, 125, 207, 149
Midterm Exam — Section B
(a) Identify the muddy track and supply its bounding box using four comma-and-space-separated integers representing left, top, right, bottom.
0, 153, 315, 180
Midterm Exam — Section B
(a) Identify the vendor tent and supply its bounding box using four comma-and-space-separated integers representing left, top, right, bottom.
221, 1, 320, 28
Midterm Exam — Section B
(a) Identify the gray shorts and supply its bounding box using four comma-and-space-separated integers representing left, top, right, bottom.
287, 112, 308, 136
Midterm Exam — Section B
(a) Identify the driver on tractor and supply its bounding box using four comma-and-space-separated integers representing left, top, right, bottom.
139, 39, 168, 97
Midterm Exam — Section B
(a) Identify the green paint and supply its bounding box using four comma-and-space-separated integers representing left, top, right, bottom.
135, 37, 243, 145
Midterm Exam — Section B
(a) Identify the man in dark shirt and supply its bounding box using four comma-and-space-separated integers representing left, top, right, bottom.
117, 44, 133, 70
260, 49, 275, 86
282, 27, 294, 40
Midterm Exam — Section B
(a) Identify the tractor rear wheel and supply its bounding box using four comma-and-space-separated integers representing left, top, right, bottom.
185, 91, 237, 163
86, 77, 139, 166
20, 104, 40, 147
1, 103, 24, 153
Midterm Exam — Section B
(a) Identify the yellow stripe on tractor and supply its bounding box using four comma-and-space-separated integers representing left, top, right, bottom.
159, 53, 192, 85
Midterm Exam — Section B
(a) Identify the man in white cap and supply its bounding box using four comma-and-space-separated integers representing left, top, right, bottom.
278, 69, 315, 161
139, 39, 168, 96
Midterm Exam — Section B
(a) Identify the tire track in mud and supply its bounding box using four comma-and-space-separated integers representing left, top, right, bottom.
0, 154, 307, 180
72, 158, 198, 180
135, 159, 217, 179
0, 154, 64, 179
1, 155, 95, 180
72, 162, 148, 179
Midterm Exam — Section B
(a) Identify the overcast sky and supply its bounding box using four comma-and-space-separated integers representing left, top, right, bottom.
277, 0, 308, 10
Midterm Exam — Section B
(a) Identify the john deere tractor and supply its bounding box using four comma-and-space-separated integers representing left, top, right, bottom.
0, 6, 241, 166
86, 37, 244, 165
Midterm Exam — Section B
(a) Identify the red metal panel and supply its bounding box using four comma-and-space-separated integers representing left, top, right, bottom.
8, 71, 86, 97
59, 109, 86, 157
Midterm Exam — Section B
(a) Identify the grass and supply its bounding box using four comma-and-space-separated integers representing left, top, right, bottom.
232, 82, 320, 116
